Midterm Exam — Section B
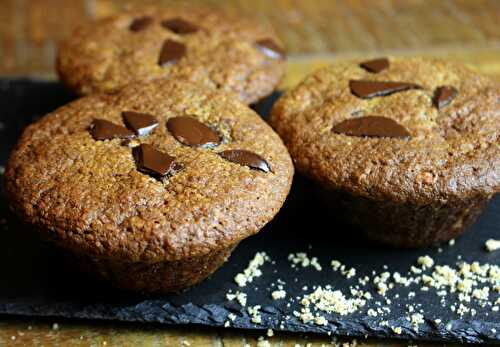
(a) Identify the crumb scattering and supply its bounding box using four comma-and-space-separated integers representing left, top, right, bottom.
225, 241, 499, 336
234, 252, 270, 287
289, 252, 322, 271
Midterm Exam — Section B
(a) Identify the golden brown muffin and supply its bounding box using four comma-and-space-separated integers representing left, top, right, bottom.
4, 79, 294, 293
56, 6, 286, 104
270, 57, 499, 248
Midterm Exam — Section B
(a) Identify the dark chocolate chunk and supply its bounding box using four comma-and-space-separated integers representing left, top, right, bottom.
360, 58, 389, 73
158, 40, 186, 66
129, 16, 154, 32
219, 150, 271, 173
122, 111, 159, 137
161, 17, 199, 34
349, 80, 421, 99
167, 116, 220, 147
255, 39, 285, 60
90, 119, 134, 141
433, 86, 458, 109
332, 116, 411, 139
133, 144, 177, 178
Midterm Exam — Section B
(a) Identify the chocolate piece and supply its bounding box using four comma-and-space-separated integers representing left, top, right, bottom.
219, 150, 271, 173
161, 17, 198, 34
129, 16, 153, 32
158, 40, 186, 66
134, 144, 176, 178
349, 80, 421, 99
90, 119, 134, 141
122, 111, 159, 137
360, 58, 389, 73
255, 39, 285, 60
167, 116, 220, 147
433, 86, 458, 109
332, 116, 411, 139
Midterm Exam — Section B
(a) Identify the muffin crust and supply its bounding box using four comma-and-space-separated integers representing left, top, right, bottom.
57, 6, 286, 104
5, 79, 294, 291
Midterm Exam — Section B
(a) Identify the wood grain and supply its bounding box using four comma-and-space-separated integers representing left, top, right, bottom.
0, 0, 499, 77
0, 318, 470, 346
0, 0, 498, 346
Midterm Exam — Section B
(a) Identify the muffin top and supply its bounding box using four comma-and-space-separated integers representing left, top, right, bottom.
270, 57, 499, 204
56, 5, 286, 104
5, 79, 293, 262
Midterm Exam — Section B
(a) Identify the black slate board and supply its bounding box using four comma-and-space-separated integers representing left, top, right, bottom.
0, 78, 499, 344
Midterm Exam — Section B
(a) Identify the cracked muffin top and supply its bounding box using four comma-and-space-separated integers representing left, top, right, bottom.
56, 6, 286, 104
270, 57, 499, 204
4, 79, 293, 263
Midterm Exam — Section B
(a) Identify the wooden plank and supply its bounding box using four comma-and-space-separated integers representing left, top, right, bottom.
0, 0, 499, 76
0, 318, 467, 346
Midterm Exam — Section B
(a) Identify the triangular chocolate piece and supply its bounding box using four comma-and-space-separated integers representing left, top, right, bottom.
219, 150, 271, 173
360, 58, 389, 73
133, 144, 177, 178
129, 16, 154, 32
161, 17, 198, 34
332, 116, 411, 139
122, 111, 158, 137
167, 116, 220, 148
90, 119, 134, 141
350, 80, 421, 99
158, 40, 186, 66
433, 86, 458, 109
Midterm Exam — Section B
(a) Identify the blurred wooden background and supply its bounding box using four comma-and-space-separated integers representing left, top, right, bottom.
1, 0, 499, 83
0, 0, 499, 346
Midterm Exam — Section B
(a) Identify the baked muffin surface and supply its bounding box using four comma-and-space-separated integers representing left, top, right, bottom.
270, 57, 499, 205
57, 6, 286, 104
5, 79, 294, 264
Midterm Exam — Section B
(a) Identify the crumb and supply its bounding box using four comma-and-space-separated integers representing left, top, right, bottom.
298, 286, 366, 319
52, 323, 59, 331
417, 255, 434, 268
409, 313, 424, 330
288, 252, 322, 271
448, 239, 455, 246
271, 289, 286, 300
257, 336, 271, 347
226, 291, 247, 306
181, 340, 191, 346
391, 326, 402, 334
248, 305, 262, 324
234, 252, 270, 287
485, 239, 500, 252
267, 328, 274, 337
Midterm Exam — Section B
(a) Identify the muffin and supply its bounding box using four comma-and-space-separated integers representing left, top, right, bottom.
270, 57, 499, 248
4, 79, 293, 293
56, 5, 286, 104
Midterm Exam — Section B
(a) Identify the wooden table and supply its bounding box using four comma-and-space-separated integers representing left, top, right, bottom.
0, 1, 499, 345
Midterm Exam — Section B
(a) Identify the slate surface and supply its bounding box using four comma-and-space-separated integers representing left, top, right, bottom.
0, 79, 498, 344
